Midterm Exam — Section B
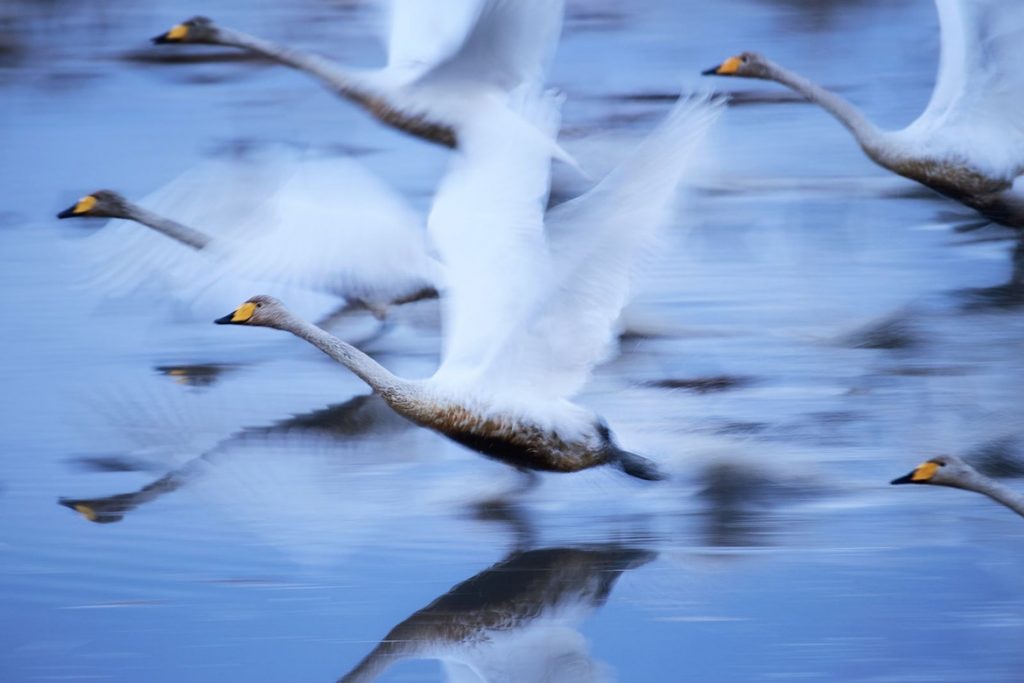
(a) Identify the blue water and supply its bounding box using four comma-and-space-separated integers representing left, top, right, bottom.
3, 0, 1024, 680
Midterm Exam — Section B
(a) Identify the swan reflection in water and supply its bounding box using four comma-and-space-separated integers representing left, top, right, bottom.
59, 392, 416, 525
338, 545, 655, 683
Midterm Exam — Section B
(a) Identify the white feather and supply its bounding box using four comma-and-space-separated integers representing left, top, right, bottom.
429, 91, 723, 400
903, 0, 1024, 179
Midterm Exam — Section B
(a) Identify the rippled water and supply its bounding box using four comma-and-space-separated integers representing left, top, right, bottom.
3, 0, 1024, 680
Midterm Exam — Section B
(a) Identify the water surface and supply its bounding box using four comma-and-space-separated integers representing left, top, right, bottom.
2, 0, 1024, 680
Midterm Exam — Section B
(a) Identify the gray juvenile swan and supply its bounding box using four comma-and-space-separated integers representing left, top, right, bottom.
215, 92, 722, 479
151, 1, 573, 163
55, 149, 443, 319
891, 454, 1024, 518
703, 0, 1024, 228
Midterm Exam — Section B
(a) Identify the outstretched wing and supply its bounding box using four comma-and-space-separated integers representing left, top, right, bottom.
428, 89, 561, 384
415, 0, 565, 93
384, 0, 481, 77
477, 94, 723, 399
204, 153, 442, 306
912, 0, 1024, 176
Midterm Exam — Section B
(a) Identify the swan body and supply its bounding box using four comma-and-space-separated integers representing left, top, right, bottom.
891, 454, 1024, 518
151, 1, 571, 161
215, 92, 722, 478
704, 0, 1024, 227
57, 149, 442, 317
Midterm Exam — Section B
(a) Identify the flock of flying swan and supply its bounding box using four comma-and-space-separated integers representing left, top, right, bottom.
57, 0, 1024, 518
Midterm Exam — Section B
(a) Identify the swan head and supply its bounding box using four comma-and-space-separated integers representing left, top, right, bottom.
215, 295, 289, 328
56, 190, 130, 220
891, 454, 977, 489
702, 52, 771, 79
153, 16, 220, 45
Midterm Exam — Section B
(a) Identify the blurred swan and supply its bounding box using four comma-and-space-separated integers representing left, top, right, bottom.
215, 92, 722, 479
703, 0, 1024, 228
57, 148, 442, 320
891, 454, 1024, 517
338, 545, 653, 682
151, 1, 574, 164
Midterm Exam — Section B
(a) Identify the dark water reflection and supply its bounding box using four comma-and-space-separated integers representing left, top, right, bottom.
4, 0, 1024, 681
339, 546, 654, 683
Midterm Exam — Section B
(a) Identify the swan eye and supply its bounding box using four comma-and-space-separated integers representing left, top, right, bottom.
741, 56, 749, 64
255, 303, 263, 308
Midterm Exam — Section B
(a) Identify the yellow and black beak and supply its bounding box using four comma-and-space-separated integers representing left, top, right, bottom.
702, 56, 742, 76
152, 23, 189, 44
57, 195, 97, 219
57, 498, 123, 524
891, 461, 939, 485
215, 301, 256, 325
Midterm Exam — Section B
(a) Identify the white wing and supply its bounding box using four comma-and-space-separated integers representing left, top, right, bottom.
911, 0, 1024, 176
415, 0, 565, 93
478, 94, 723, 399
384, 0, 482, 76
428, 89, 561, 383
200, 154, 442, 306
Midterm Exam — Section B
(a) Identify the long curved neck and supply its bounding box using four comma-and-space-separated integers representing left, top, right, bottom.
764, 61, 886, 156
122, 202, 212, 250
964, 474, 1024, 518
213, 28, 375, 105
285, 317, 412, 401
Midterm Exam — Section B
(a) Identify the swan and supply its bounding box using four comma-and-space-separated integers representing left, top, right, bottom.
151, 1, 574, 163
891, 454, 1024, 518
56, 149, 442, 319
215, 92, 722, 479
703, 0, 1024, 228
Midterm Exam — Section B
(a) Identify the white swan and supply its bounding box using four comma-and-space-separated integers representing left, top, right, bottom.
703, 0, 1024, 228
892, 454, 1024, 518
151, 1, 574, 164
58, 148, 442, 319
215, 92, 722, 478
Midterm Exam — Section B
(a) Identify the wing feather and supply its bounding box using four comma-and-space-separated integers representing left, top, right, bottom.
913, 0, 1024, 175
477, 94, 724, 398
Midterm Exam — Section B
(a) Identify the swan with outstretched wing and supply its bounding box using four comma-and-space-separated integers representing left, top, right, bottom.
57, 147, 441, 319
151, 0, 573, 165
704, 0, 1024, 227
215, 91, 722, 479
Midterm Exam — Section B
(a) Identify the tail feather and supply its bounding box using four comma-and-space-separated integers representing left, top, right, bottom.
614, 449, 666, 482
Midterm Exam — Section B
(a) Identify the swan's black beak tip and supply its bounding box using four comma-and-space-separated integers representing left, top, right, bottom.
890, 472, 915, 485
56, 206, 77, 219
152, 33, 171, 45
701, 66, 720, 76
214, 313, 235, 325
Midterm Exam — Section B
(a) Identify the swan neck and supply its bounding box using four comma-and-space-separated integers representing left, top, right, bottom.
965, 474, 1024, 518
214, 28, 369, 101
288, 318, 409, 399
124, 203, 211, 250
765, 61, 885, 154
